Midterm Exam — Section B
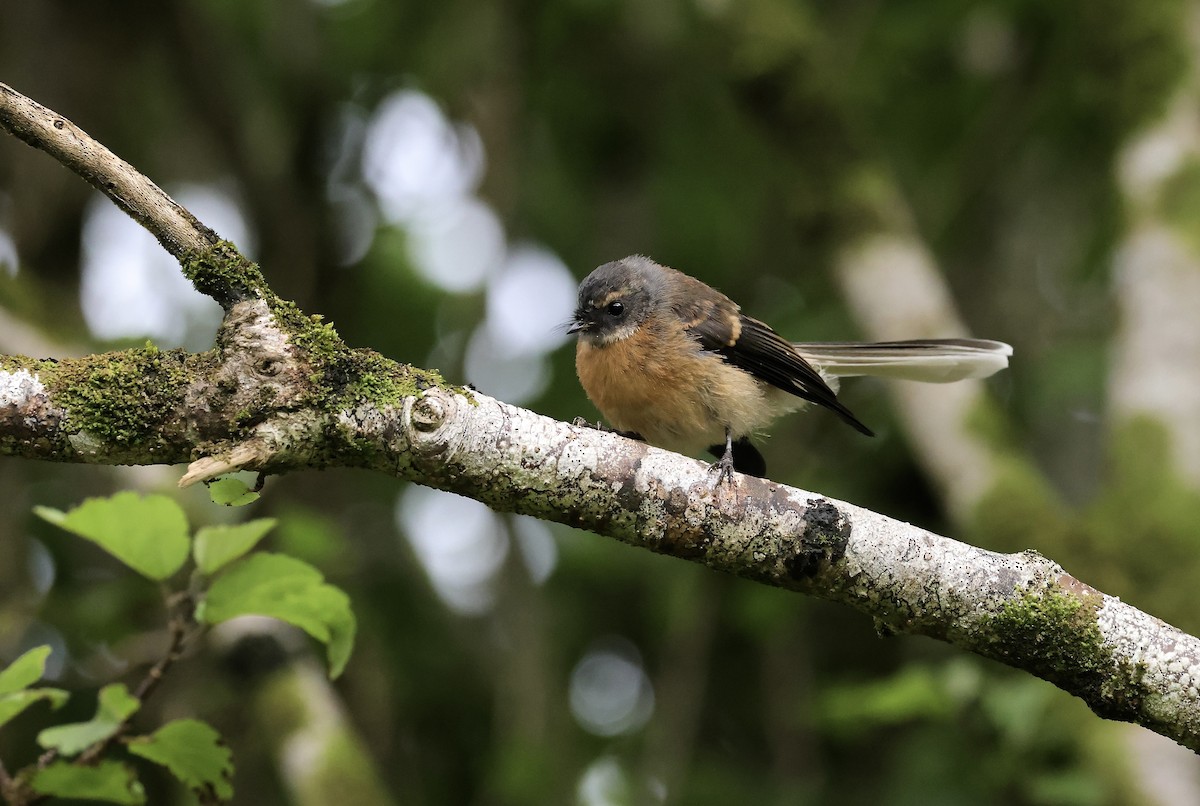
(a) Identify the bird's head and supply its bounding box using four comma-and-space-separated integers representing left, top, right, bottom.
569, 256, 663, 346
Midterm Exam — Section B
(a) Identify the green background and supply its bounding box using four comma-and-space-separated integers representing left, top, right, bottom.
2, 0, 1197, 803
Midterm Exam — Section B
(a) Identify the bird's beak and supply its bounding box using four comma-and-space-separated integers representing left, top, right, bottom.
567, 312, 589, 335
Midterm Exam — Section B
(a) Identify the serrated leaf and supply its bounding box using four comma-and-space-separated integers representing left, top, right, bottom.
202, 553, 356, 678
208, 477, 260, 507
128, 718, 234, 801
37, 683, 140, 756
0, 645, 52, 695
193, 518, 277, 574
35, 492, 190, 580
31, 760, 146, 805
0, 688, 69, 730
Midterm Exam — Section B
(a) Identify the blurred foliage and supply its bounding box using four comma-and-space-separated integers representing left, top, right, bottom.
2, 0, 1199, 803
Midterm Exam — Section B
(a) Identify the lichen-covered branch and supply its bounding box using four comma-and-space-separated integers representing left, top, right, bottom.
2, 81, 1200, 753
0, 297, 443, 475
360, 387, 1199, 750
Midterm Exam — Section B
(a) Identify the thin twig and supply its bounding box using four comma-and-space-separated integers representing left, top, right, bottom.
35, 589, 197, 775
0, 754, 22, 805
74, 593, 196, 767
0, 82, 216, 260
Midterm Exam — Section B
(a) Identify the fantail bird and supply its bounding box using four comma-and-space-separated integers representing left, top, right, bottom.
569, 255, 1012, 480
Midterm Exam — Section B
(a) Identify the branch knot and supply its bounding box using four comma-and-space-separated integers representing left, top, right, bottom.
411, 395, 448, 433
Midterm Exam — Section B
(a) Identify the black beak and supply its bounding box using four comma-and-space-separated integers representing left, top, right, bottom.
567, 312, 588, 335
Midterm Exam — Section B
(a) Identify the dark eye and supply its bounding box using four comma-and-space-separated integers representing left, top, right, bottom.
606, 301, 625, 317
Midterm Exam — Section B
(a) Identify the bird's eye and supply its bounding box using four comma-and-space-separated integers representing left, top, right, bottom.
606, 301, 625, 317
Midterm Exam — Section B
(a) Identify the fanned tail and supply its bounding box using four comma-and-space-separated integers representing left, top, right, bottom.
792, 339, 1012, 383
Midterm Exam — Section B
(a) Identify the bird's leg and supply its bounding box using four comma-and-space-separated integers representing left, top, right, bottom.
707, 438, 767, 478
710, 426, 738, 485
571, 417, 645, 441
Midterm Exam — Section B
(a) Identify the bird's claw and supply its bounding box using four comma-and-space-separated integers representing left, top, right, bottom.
708, 426, 741, 486
710, 452, 737, 486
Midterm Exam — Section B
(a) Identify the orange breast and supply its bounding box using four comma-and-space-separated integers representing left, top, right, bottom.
575, 323, 774, 454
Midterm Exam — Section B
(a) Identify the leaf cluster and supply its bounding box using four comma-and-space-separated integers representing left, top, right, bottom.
0, 487, 356, 804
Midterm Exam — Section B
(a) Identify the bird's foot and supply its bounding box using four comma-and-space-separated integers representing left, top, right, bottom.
708, 426, 739, 486
706, 434, 766, 481
710, 450, 738, 485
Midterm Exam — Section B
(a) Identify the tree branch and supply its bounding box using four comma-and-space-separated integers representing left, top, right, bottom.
3, 82, 1200, 752
0, 83, 216, 260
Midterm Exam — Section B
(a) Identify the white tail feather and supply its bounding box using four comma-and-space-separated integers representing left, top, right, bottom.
793, 339, 1012, 383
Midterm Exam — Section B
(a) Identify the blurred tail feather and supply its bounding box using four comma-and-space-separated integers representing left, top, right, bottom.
793, 339, 1012, 383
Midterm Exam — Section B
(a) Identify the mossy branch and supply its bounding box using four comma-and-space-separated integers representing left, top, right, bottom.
2, 82, 1200, 752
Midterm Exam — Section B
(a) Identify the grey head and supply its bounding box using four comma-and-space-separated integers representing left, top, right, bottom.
570, 256, 666, 345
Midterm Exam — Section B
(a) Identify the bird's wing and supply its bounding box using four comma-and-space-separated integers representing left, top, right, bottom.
681, 301, 874, 437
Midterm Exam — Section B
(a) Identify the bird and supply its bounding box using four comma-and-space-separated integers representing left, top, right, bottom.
568, 255, 1012, 481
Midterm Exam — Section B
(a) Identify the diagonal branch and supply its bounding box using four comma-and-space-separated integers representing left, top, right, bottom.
386, 389, 1200, 751
0, 83, 216, 260
0, 82, 266, 310
2, 81, 1200, 752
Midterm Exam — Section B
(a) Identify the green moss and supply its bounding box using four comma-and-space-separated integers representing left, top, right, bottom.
256, 295, 458, 410
271, 299, 343, 360
0, 354, 48, 373
180, 242, 466, 436
974, 582, 1146, 721
978, 583, 1105, 683
316, 348, 447, 411
181, 241, 268, 308
48, 347, 200, 448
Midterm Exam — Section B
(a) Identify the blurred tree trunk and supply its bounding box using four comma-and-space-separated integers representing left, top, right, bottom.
1110, 4, 1200, 799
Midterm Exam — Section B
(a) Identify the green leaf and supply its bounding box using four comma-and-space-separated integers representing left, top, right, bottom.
37, 683, 140, 756
201, 553, 357, 678
306, 584, 356, 680
35, 492, 190, 580
0, 688, 69, 730
0, 645, 52, 695
208, 477, 260, 506
193, 518, 277, 574
0, 639, 64, 731
31, 760, 145, 804
128, 718, 234, 801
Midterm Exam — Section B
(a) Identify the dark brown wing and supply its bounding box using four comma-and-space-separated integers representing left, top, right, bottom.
669, 272, 742, 346
688, 309, 874, 437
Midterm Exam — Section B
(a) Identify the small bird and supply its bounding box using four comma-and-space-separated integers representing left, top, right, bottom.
569, 255, 1012, 480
